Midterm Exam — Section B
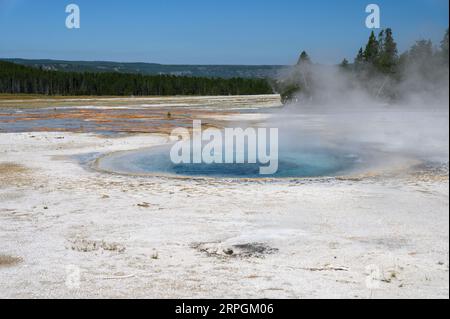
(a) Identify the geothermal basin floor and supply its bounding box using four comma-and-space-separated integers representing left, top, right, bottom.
0, 129, 448, 298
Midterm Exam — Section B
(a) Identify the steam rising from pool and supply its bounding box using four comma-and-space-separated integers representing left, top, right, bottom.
96, 51, 448, 179
267, 55, 449, 176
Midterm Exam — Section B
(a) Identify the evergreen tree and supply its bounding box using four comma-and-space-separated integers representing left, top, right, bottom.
340, 58, 350, 69
377, 30, 385, 55
409, 39, 433, 64
379, 28, 398, 73
355, 48, 365, 64
363, 31, 380, 64
440, 29, 449, 65
297, 51, 311, 65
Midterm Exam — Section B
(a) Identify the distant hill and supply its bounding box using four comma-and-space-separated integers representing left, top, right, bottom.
0, 60, 274, 96
0, 58, 286, 79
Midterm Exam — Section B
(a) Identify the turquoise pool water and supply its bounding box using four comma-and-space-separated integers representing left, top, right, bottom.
98, 144, 360, 178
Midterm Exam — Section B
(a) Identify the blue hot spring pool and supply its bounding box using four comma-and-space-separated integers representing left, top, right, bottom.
97, 144, 361, 178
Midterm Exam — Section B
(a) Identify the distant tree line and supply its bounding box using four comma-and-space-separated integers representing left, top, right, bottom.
278, 28, 449, 103
352, 28, 399, 74
350, 28, 449, 74
348, 28, 448, 100
0, 61, 274, 96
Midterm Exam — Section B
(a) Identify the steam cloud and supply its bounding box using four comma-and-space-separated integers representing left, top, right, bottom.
269, 34, 449, 171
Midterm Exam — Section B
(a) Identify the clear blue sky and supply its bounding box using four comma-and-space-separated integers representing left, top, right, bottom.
0, 0, 448, 65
